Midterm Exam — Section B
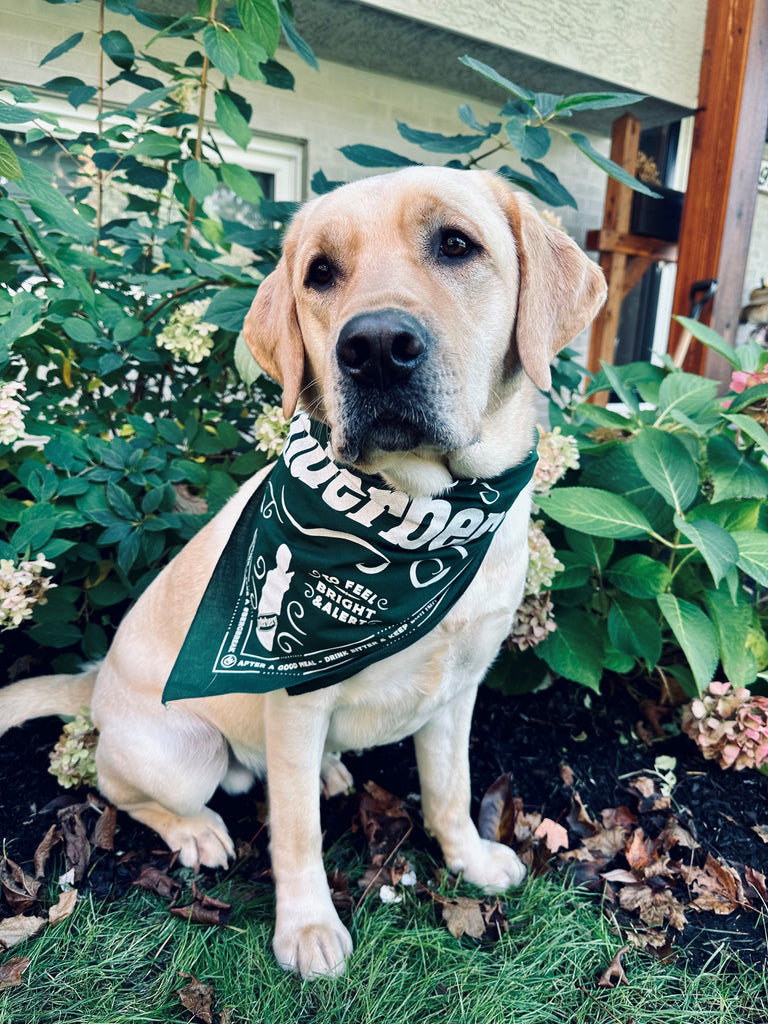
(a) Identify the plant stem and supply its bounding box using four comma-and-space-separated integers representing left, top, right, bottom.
463, 141, 508, 169
12, 220, 53, 282
183, 0, 217, 250
142, 279, 218, 323
92, 0, 106, 260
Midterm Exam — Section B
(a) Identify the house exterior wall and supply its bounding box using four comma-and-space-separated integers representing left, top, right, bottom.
363, 0, 707, 109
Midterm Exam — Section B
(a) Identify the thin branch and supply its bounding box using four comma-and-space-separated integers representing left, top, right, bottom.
12, 220, 53, 281
183, 0, 217, 250
141, 279, 218, 323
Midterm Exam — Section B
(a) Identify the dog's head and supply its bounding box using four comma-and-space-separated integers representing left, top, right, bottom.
243, 167, 605, 495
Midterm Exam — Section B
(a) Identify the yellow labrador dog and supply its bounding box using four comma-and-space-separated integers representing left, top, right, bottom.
0, 167, 605, 978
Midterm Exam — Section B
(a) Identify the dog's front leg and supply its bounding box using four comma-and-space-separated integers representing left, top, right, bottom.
414, 686, 526, 892
265, 690, 352, 978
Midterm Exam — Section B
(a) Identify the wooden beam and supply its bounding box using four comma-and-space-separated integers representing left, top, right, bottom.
587, 114, 640, 389
669, 0, 768, 376
585, 229, 678, 263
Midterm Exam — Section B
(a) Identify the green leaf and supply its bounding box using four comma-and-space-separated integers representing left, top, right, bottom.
339, 144, 419, 169
563, 529, 614, 570
203, 287, 258, 331
599, 360, 641, 416
657, 371, 718, 419
657, 594, 718, 695
0, 136, 22, 180
569, 133, 660, 198
458, 56, 534, 103
723, 413, 768, 456
62, 316, 99, 343
396, 121, 486, 154
183, 159, 218, 202
0, 102, 41, 124
673, 513, 739, 587
632, 428, 699, 511
499, 161, 577, 209
279, 7, 319, 69
707, 434, 768, 503
40, 31, 84, 66
537, 486, 653, 538
214, 90, 251, 149
220, 162, 263, 204
129, 133, 182, 159
535, 608, 604, 691
101, 29, 135, 70
230, 29, 268, 80
672, 316, 741, 370
106, 481, 137, 521
203, 24, 240, 78
234, 330, 262, 385
688, 498, 763, 533
16, 157, 96, 244
726, 383, 768, 414
731, 531, 768, 588
237, 0, 281, 53
704, 586, 758, 688
549, 551, 591, 591
605, 553, 672, 598
555, 91, 647, 113
608, 596, 661, 670
457, 105, 500, 135
504, 121, 550, 161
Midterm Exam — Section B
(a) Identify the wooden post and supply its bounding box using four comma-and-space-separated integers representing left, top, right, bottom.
668, 0, 768, 377
586, 114, 640, 389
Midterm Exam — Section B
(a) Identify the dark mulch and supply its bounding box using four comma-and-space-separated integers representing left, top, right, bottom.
1, 678, 767, 972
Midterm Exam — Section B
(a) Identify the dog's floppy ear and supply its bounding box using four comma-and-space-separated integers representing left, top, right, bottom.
242, 216, 305, 419
482, 172, 607, 391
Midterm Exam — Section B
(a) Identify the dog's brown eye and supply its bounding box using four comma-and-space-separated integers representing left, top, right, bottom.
439, 231, 473, 259
306, 257, 334, 288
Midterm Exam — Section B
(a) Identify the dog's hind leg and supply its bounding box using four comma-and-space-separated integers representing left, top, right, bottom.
94, 709, 234, 870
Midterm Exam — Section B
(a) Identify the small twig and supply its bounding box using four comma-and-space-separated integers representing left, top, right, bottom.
141, 279, 218, 323
12, 220, 53, 281
354, 824, 413, 912
575, 982, 627, 1024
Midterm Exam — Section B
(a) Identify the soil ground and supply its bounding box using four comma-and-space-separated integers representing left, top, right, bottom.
1, 678, 767, 973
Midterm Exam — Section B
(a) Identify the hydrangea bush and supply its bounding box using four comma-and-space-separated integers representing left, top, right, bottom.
0, 0, 314, 672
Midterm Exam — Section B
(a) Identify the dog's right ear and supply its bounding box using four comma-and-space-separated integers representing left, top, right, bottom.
242, 217, 305, 420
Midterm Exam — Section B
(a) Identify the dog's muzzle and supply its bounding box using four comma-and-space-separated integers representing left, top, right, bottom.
333, 308, 455, 463
336, 308, 428, 390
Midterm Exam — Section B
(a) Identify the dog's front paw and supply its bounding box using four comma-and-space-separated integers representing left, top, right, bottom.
455, 838, 526, 893
163, 809, 235, 870
273, 913, 353, 979
320, 751, 354, 799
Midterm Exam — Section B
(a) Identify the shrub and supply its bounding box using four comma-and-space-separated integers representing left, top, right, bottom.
490, 319, 768, 700
0, 0, 315, 671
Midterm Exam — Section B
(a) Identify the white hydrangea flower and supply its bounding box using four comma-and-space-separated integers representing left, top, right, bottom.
525, 520, 563, 595
0, 553, 56, 630
0, 381, 28, 446
253, 403, 290, 460
379, 885, 403, 904
156, 299, 217, 365
533, 425, 580, 496
48, 711, 99, 789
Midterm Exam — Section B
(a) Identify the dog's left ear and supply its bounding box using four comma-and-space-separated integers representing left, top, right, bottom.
242, 213, 306, 419
482, 172, 607, 391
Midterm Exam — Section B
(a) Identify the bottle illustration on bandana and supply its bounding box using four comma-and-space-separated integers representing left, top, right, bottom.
256, 543, 294, 651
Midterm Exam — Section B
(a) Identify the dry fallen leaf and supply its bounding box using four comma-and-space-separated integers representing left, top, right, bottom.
58, 805, 91, 884
91, 803, 117, 851
534, 818, 569, 854
0, 857, 41, 914
0, 956, 30, 990
658, 817, 699, 852
624, 829, 660, 875
682, 854, 747, 915
177, 974, 215, 1024
478, 773, 519, 846
618, 883, 687, 931
358, 782, 412, 859
441, 897, 487, 940
600, 806, 638, 830
0, 915, 47, 951
48, 888, 78, 926
566, 791, 600, 838
559, 763, 575, 788
171, 885, 231, 927
597, 944, 630, 987
33, 824, 61, 879
625, 775, 671, 811
751, 824, 768, 844
132, 866, 182, 902
745, 865, 768, 905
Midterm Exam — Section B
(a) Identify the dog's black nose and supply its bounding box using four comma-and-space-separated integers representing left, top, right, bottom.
336, 309, 428, 388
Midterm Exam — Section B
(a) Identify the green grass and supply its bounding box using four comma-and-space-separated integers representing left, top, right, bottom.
2, 867, 767, 1024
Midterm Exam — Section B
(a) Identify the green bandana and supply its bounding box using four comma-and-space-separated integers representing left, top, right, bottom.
162, 413, 537, 700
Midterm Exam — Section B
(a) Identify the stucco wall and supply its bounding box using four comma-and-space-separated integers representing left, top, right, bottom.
365, 0, 707, 109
